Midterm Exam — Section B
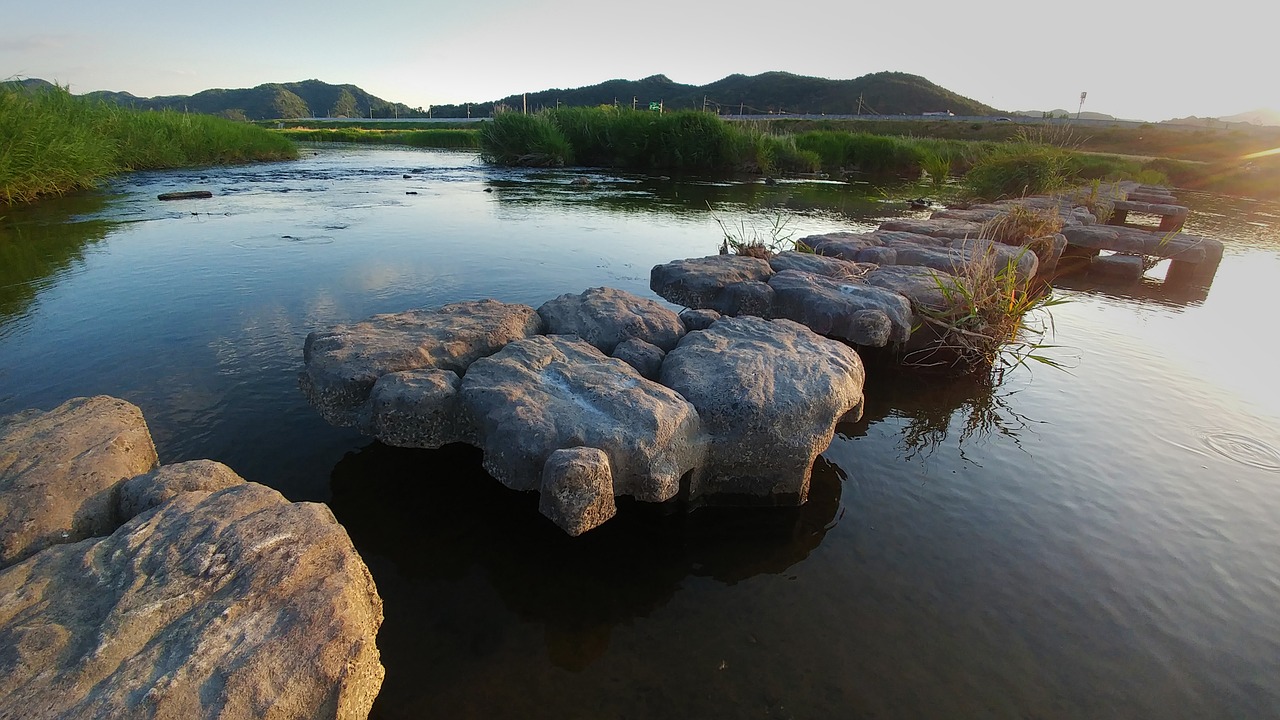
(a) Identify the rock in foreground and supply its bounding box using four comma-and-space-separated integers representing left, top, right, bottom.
0, 396, 158, 569
0, 398, 385, 720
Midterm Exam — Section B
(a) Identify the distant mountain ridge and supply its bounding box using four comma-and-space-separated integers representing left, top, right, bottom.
429, 71, 997, 118
7, 71, 997, 120
2, 78, 424, 120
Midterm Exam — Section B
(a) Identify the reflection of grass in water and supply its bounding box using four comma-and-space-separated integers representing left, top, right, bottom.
0, 193, 114, 323
866, 370, 1041, 465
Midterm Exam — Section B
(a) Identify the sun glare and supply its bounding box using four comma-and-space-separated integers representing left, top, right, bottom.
1242, 147, 1280, 160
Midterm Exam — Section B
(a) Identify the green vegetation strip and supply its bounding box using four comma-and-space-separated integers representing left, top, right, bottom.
276, 127, 480, 149
1, 85, 297, 205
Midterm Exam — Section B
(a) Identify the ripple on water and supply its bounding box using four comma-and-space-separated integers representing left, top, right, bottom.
1199, 430, 1280, 472
230, 234, 336, 250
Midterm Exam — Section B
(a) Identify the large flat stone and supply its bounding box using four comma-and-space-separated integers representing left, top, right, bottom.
0, 396, 158, 569
300, 300, 544, 426
649, 255, 773, 309
0, 482, 384, 720
767, 269, 912, 346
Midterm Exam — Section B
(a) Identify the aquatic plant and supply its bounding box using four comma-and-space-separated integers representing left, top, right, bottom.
710, 205, 806, 258
919, 150, 951, 187
0, 84, 296, 205
906, 245, 1071, 374
963, 143, 1073, 200
478, 112, 574, 167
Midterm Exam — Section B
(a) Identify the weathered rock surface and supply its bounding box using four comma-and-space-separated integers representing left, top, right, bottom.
611, 337, 666, 381
366, 369, 471, 449
768, 250, 874, 278
117, 459, 245, 520
865, 265, 956, 311
539, 447, 617, 536
1091, 253, 1146, 280
0, 396, 158, 569
1062, 224, 1211, 261
649, 255, 773, 309
679, 308, 720, 331
660, 317, 864, 501
768, 269, 912, 346
879, 217, 984, 240
536, 286, 685, 353
461, 335, 705, 507
0, 483, 384, 720
300, 300, 544, 426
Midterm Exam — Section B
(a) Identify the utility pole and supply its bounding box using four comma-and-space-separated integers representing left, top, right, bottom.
1077, 91, 1087, 120
703, 95, 708, 113
857, 93, 863, 115
466, 104, 470, 119
523, 93, 527, 114
739, 101, 744, 116
632, 96, 637, 111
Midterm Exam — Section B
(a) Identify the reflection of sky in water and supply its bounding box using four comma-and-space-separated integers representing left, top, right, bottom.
2, 146, 1279, 718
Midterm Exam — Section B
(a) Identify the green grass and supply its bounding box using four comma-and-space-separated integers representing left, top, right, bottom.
478, 112, 575, 166
1, 84, 296, 205
276, 127, 480, 149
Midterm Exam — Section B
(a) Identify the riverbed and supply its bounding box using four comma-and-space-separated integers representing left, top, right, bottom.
1, 145, 1277, 718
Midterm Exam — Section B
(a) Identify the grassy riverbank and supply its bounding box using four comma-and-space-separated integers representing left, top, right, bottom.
1, 85, 297, 205
277, 127, 480, 149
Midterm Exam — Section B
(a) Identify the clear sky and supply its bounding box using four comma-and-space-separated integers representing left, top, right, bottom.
2, 0, 1269, 121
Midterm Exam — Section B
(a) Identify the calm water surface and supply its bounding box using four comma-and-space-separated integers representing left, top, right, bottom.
2, 146, 1278, 719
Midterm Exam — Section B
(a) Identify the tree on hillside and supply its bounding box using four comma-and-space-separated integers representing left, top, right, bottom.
219, 108, 248, 122
331, 89, 358, 118
272, 88, 310, 119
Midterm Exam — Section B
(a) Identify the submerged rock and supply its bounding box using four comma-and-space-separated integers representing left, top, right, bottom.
660, 317, 864, 502
0, 396, 158, 569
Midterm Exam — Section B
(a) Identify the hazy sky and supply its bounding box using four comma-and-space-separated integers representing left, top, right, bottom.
2, 0, 1268, 121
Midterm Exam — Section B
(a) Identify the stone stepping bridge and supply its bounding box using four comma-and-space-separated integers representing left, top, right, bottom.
301, 292, 865, 536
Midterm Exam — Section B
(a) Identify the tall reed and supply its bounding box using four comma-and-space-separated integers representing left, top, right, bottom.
1, 84, 296, 204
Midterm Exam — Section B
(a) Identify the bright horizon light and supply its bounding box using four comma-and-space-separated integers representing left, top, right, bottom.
2, 0, 1274, 123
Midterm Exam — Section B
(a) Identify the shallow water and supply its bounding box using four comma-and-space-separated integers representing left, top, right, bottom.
2, 146, 1278, 718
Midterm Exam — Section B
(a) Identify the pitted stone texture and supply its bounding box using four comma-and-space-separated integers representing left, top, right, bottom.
0, 483, 385, 720
949, 238, 1040, 284
710, 280, 775, 317
768, 250, 875, 278
0, 396, 158, 569
768, 269, 913, 346
536, 286, 685, 354
660, 317, 864, 501
300, 300, 543, 426
611, 338, 666, 381
461, 335, 705, 503
366, 369, 473, 449
679, 308, 721, 331
865, 265, 957, 311
539, 447, 617, 536
117, 459, 245, 521
649, 255, 773, 309
879, 217, 984, 239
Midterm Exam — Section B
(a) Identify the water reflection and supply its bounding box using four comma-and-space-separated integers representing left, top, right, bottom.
328, 442, 841, 677
483, 169, 914, 224
844, 367, 1041, 463
0, 192, 115, 326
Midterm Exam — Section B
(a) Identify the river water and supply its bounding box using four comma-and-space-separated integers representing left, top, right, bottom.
2, 145, 1277, 719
